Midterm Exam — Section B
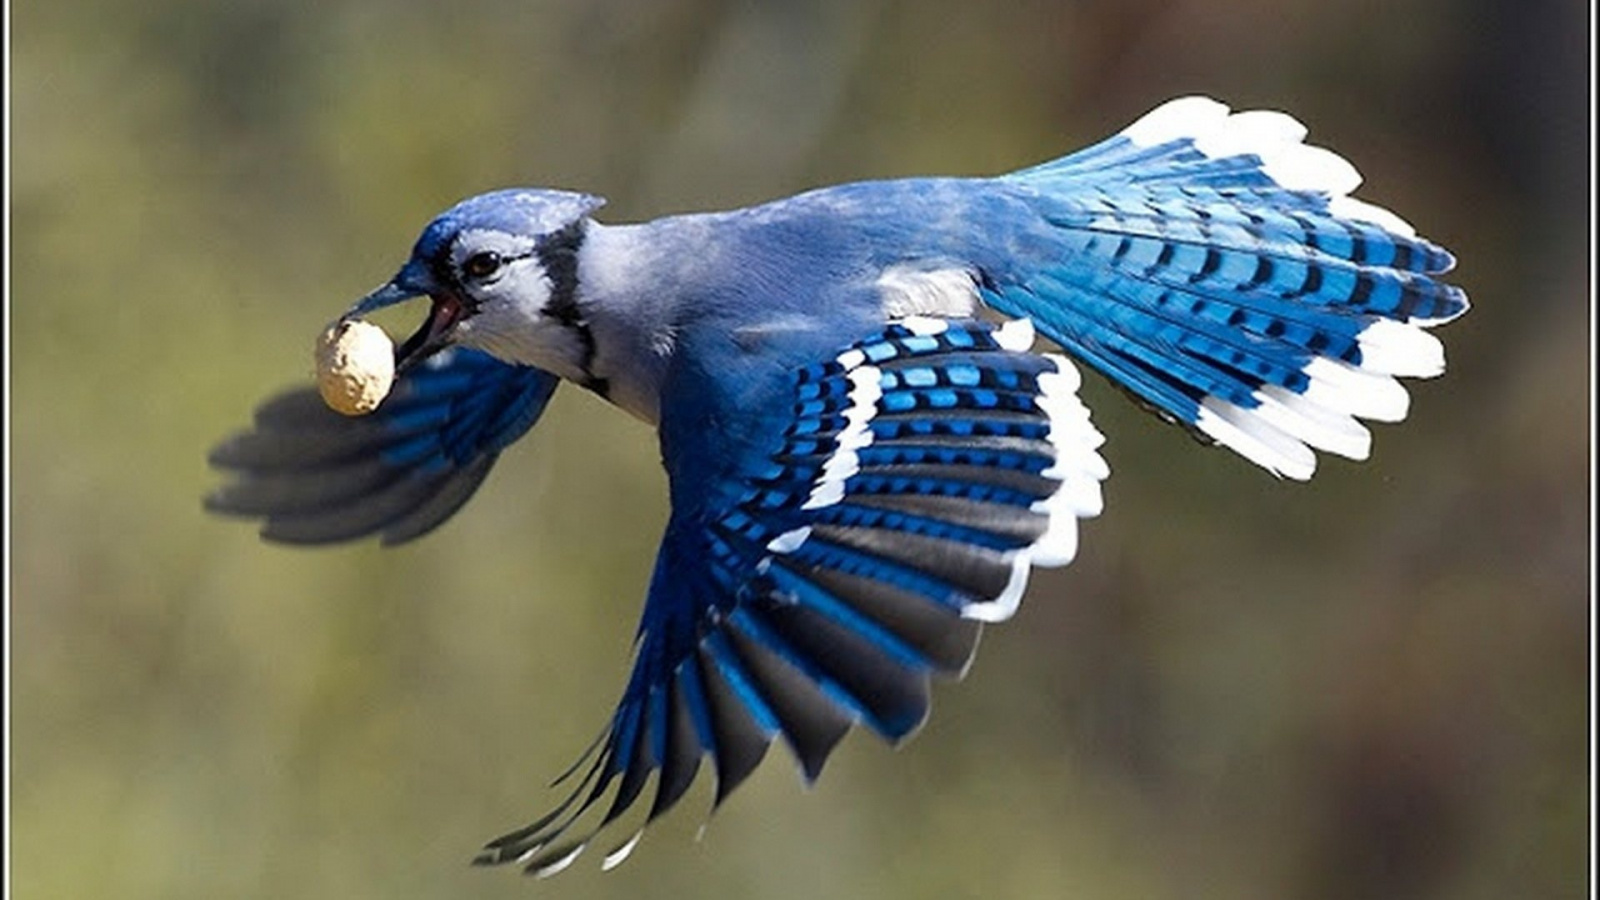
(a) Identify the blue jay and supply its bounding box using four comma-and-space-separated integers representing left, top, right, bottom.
208, 97, 1467, 876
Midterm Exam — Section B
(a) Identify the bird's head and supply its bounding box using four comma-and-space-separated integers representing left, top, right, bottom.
350, 188, 606, 373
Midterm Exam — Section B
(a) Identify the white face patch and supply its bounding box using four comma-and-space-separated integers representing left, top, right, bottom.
456, 303, 587, 376
441, 228, 595, 379
877, 265, 979, 319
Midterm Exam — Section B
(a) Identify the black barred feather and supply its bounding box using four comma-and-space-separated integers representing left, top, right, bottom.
474, 318, 1108, 875
206, 97, 1466, 879
994, 96, 1465, 479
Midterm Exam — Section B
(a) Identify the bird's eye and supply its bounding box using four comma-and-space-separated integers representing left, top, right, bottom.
462, 251, 503, 280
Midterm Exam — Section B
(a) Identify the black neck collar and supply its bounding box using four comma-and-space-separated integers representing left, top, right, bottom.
536, 220, 609, 398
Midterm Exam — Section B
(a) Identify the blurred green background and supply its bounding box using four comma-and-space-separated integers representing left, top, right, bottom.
10, 1, 1589, 898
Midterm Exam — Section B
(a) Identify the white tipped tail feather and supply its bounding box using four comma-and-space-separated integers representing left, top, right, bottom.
1122, 96, 1415, 236
1116, 96, 1459, 478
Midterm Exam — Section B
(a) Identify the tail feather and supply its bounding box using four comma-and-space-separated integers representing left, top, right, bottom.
989, 96, 1467, 479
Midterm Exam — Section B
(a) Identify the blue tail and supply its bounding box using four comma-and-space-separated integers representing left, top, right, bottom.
984, 96, 1467, 479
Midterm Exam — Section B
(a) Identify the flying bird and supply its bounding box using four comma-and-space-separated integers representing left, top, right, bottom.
207, 96, 1467, 876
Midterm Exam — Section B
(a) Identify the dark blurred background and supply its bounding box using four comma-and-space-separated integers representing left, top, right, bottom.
10, 1, 1590, 898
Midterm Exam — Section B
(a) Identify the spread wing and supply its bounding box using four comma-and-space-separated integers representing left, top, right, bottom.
475, 317, 1109, 876
207, 347, 560, 545
990, 96, 1467, 479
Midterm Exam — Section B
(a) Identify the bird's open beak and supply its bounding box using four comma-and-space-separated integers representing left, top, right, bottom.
345, 262, 469, 371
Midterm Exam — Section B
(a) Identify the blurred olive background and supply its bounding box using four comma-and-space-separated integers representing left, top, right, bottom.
10, 1, 1589, 898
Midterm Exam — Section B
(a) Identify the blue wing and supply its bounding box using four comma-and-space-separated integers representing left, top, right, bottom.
207, 347, 560, 545
476, 318, 1110, 876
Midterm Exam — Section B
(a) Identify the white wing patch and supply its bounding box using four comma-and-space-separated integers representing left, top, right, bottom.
963, 351, 1109, 622
800, 364, 882, 511
779, 318, 1111, 625
877, 265, 980, 319
992, 316, 1037, 352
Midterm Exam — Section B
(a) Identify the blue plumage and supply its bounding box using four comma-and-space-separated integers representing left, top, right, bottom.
207, 97, 1466, 875
208, 347, 559, 544
467, 319, 1103, 874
